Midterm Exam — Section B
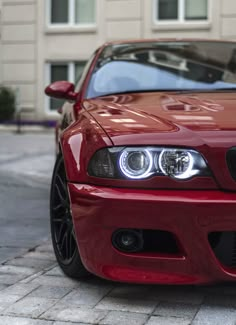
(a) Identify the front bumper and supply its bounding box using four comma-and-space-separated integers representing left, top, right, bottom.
68, 183, 236, 284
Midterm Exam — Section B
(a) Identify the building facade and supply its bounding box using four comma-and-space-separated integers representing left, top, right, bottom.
0, 0, 235, 121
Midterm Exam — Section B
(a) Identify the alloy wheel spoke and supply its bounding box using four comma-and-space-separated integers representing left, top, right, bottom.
71, 229, 77, 250
57, 221, 66, 245
53, 217, 64, 223
72, 228, 76, 240
55, 184, 68, 208
65, 232, 70, 260
60, 231, 67, 254
56, 174, 67, 196
53, 203, 63, 212
53, 209, 66, 222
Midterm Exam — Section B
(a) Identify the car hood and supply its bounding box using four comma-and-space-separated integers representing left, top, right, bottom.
83, 91, 236, 148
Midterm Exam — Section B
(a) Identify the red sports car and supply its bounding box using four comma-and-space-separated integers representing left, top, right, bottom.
46, 39, 236, 284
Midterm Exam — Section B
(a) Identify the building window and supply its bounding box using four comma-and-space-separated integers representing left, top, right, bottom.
157, 0, 208, 22
47, 62, 86, 111
50, 0, 95, 25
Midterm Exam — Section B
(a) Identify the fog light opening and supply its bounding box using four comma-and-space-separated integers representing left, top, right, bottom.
112, 229, 144, 253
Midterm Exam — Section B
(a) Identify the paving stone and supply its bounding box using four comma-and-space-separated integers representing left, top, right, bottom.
2, 239, 236, 325
154, 302, 198, 320
4, 297, 57, 318
96, 296, 157, 314
52, 323, 86, 325
146, 316, 191, 325
0, 305, 8, 313
23, 251, 56, 261
203, 294, 236, 307
0, 293, 22, 304
192, 306, 236, 325
20, 270, 45, 284
28, 286, 72, 299
41, 305, 107, 323
153, 288, 204, 305
52, 323, 87, 325
100, 310, 148, 325
6, 257, 54, 270
0, 284, 8, 291
1, 283, 39, 296
45, 267, 64, 277
200, 284, 236, 296
0, 273, 25, 285
0, 265, 36, 276
0, 316, 53, 324
29, 275, 80, 288
35, 244, 53, 253
110, 285, 203, 305
0, 294, 22, 313
60, 282, 112, 307
108, 285, 157, 300
0, 247, 27, 264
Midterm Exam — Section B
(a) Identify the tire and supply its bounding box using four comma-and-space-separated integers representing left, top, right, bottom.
50, 154, 89, 278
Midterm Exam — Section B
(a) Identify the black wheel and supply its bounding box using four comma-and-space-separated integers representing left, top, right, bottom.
50, 154, 89, 278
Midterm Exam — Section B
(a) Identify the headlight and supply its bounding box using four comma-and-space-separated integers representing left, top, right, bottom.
159, 149, 194, 179
88, 147, 210, 180
119, 148, 153, 179
88, 148, 115, 178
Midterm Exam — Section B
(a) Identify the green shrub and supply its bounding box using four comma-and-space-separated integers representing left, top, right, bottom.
0, 87, 16, 122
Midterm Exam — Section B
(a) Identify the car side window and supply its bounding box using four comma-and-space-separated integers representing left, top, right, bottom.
75, 51, 97, 92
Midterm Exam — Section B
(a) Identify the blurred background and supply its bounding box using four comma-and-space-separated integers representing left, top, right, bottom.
0, 0, 233, 125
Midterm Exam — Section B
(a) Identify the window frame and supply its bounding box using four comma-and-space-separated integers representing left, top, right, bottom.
153, 0, 211, 28
45, 61, 85, 115
47, 0, 97, 29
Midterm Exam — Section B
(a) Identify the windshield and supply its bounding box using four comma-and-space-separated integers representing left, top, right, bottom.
86, 41, 236, 98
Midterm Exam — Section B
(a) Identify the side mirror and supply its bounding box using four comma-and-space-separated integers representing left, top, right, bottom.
45, 81, 78, 101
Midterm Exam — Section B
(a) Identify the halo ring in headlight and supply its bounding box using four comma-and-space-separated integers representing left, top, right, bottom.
159, 149, 194, 179
119, 148, 153, 179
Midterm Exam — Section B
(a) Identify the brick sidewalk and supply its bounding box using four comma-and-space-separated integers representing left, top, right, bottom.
0, 242, 236, 325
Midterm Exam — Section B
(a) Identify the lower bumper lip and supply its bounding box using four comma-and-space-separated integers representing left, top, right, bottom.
68, 183, 236, 284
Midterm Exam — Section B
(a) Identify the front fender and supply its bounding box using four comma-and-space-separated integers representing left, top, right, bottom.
60, 111, 112, 183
